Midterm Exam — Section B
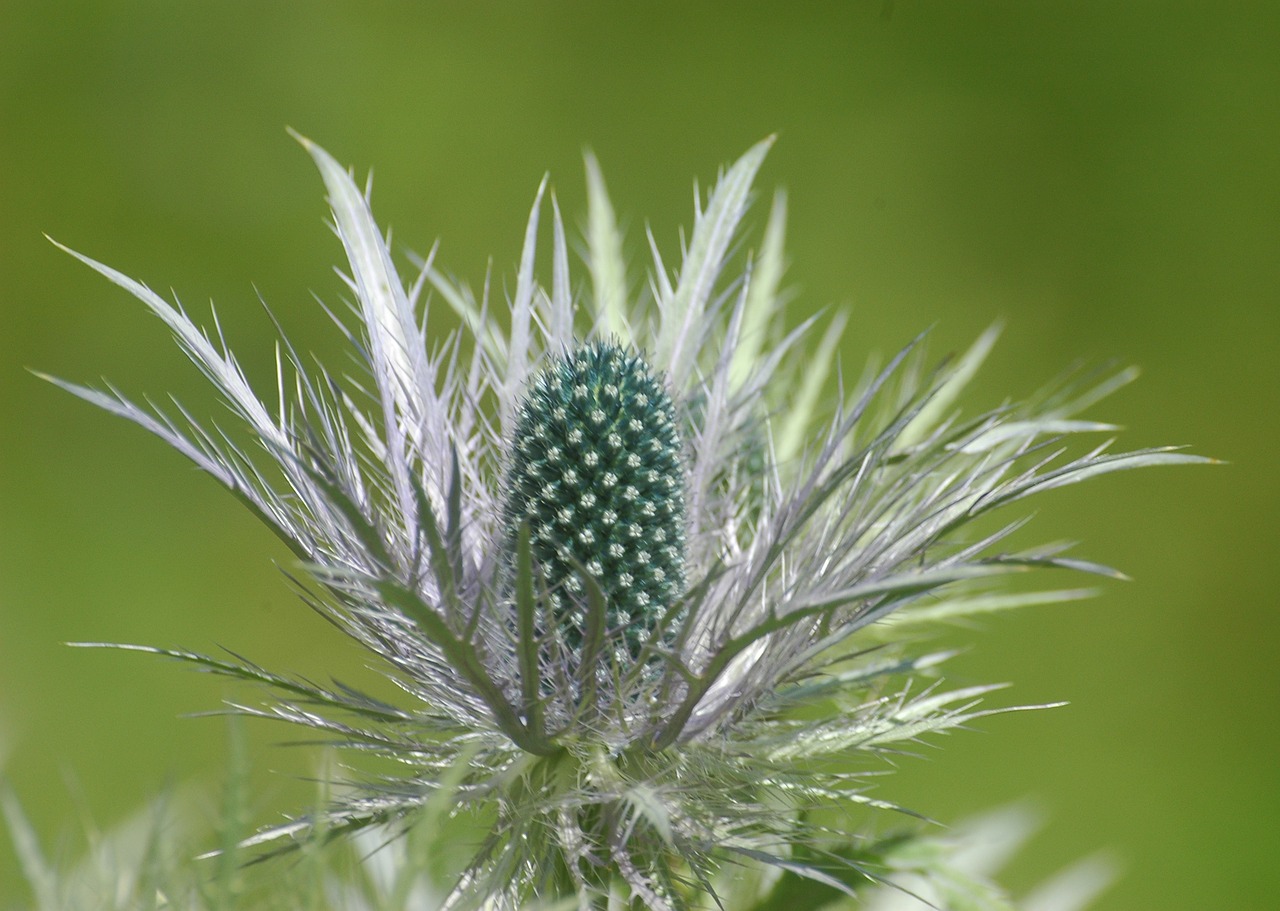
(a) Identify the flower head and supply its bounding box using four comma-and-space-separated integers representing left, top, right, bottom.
51, 134, 1207, 909
504, 339, 686, 667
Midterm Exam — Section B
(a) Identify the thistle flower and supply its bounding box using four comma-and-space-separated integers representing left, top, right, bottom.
49, 134, 1207, 910
502, 339, 687, 666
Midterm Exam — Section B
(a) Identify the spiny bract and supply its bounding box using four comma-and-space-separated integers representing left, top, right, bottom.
504, 340, 686, 661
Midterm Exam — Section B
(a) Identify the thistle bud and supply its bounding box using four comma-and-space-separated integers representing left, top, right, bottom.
504, 341, 686, 661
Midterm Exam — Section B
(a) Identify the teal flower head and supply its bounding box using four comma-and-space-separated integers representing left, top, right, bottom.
504, 339, 686, 666
50, 134, 1207, 910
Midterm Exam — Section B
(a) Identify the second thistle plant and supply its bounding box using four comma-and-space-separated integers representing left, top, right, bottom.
48, 133, 1209, 910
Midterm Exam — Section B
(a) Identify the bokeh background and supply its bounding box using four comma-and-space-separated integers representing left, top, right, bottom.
1, 3, 1275, 908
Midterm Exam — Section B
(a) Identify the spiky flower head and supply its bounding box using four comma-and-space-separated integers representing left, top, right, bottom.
50, 133, 1208, 910
504, 339, 686, 664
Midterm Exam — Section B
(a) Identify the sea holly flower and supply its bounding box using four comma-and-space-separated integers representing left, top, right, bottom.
503, 339, 687, 669
48, 134, 1206, 910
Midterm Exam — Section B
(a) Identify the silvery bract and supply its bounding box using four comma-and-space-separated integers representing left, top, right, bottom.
49, 134, 1206, 910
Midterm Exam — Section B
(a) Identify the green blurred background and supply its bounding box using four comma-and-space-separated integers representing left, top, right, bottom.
1, 2, 1274, 908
